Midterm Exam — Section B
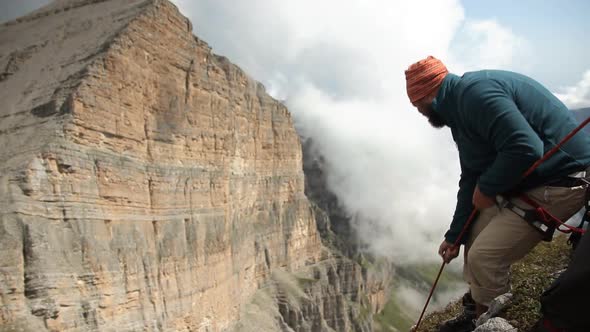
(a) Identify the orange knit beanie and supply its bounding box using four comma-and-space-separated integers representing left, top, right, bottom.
405, 56, 448, 104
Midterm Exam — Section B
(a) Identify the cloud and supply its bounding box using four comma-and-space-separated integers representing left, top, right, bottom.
172, 0, 529, 264
174, 0, 465, 101
289, 86, 460, 263
449, 19, 531, 72
555, 70, 590, 109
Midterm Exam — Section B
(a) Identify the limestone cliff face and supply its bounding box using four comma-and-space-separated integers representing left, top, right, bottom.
301, 139, 360, 257
0, 1, 322, 331
301, 139, 394, 320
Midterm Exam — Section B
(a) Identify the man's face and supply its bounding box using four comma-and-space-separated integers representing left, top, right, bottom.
413, 97, 445, 129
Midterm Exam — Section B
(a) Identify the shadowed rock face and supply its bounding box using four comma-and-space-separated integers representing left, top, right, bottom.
299, 138, 395, 327
0, 1, 322, 330
301, 138, 361, 258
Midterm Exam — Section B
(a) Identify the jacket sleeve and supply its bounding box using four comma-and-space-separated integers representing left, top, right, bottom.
462, 80, 544, 197
444, 162, 477, 244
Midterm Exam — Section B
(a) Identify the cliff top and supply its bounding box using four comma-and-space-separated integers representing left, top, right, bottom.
1, 0, 152, 26
0, 0, 203, 165
0, 0, 159, 116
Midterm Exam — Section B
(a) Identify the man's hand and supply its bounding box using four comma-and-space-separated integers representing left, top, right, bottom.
438, 240, 459, 263
472, 185, 495, 210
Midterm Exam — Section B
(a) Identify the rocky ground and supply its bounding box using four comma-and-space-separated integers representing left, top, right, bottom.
418, 235, 572, 332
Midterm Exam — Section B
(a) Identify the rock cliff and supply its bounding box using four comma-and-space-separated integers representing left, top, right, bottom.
0, 1, 391, 331
0, 0, 323, 330
226, 139, 395, 331
301, 139, 394, 316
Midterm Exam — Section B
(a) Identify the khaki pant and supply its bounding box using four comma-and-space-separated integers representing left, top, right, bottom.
464, 184, 587, 306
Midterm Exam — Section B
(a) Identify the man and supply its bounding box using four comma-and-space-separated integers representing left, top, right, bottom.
405, 56, 590, 332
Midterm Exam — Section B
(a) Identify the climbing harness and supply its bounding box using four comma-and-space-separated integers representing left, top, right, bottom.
496, 170, 590, 242
496, 195, 558, 241
412, 116, 590, 332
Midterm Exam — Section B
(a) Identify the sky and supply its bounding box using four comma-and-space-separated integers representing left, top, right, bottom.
1, 1, 590, 264
461, 0, 590, 90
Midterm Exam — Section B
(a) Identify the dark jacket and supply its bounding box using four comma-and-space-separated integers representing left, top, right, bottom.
434, 70, 590, 244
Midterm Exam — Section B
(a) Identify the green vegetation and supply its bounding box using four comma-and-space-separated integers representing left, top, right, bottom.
357, 294, 373, 322
295, 276, 319, 288
504, 236, 570, 330
374, 293, 417, 332
373, 262, 464, 331
396, 263, 463, 296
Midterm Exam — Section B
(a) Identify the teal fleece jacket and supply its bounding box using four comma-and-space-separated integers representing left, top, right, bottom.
434, 70, 590, 244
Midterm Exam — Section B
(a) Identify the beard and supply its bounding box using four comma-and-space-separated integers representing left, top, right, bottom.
426, 106, 446, 128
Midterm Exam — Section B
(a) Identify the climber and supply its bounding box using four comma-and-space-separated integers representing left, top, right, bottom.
404, 56, 590, 332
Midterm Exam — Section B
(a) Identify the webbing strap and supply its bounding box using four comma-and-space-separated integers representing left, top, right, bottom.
518, 194, 586, 236
498, 196, 557, 241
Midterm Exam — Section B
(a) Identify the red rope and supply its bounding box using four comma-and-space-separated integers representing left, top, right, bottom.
412, 115, 590, 332
523, 116, 590, 179
519, 194, 586, 235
